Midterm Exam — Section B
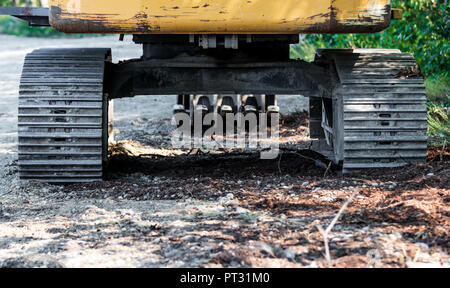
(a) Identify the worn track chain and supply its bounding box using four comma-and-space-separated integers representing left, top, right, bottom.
329, 49, 427, 173
18, 48, 111, 183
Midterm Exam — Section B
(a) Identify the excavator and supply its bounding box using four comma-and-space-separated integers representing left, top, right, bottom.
0, 1, 427, 182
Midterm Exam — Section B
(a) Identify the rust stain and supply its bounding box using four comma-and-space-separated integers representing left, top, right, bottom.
132, 12, 148, 20
284, 4, 392, 34
22, 7, 33, 16
199, 19, 226, 22
150, 15, 187, 18
50, 6, 159, 33
306, 12, 331, 21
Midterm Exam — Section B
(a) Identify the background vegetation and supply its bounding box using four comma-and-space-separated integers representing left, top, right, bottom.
0, 0, 449, 144
0, 0, 42, 5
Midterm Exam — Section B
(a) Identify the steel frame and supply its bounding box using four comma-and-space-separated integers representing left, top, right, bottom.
107, 58, 332, 99
0, 7, 49, 26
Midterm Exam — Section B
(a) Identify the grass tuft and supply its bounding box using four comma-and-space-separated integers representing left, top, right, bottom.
427, 102, 450, 147
425, 73, 450, 104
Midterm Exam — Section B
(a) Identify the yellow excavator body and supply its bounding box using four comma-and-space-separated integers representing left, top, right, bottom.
49, 0, 392, 34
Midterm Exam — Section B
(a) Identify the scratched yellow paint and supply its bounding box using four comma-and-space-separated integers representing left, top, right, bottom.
49, 0, 391, 34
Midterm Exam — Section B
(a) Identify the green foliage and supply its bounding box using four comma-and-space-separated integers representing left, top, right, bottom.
0, 1, 42, 7
290, 36, 317, 62
291, 0, 449, 77
427, 102, 450, 145
426, 74, 450, 103
426, 75, 449, 146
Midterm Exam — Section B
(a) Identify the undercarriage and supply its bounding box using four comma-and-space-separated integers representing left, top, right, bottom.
16, 34, 428, 182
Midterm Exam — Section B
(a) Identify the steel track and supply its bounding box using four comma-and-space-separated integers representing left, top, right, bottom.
330, 49, 428, 173
18, 48, 111, 183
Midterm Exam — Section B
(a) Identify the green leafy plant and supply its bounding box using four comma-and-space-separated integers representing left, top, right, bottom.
0, 1, 42, 6
426, 74, 450, 103
427, 102, 450, 146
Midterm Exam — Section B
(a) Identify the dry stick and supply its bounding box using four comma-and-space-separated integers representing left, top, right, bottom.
211, 134, 225, 150
316, 189, 359, 267
440, 139, 447, 162
277, 151, 283, 174
323, 161, 332, 178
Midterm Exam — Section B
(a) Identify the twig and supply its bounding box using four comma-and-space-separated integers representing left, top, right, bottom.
379, 201, 406, 210
441, 139, 447, 162
278, 151, 283, 174
316, 190, 358, 267
210, 134, 225, 150
323, 161, 332, 178
315, 225, 331, 267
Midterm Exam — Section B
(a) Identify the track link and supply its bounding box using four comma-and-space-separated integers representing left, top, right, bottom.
18, 48, 111, 183
326, 49, 428, 173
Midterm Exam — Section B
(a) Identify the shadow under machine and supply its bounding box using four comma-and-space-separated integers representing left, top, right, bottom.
0, 0, 427, 182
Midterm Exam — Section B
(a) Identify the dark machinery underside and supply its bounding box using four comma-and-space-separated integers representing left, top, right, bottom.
4, 6, 428, 182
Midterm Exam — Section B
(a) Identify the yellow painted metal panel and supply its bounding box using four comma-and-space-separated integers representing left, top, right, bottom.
49, 0, 391, 34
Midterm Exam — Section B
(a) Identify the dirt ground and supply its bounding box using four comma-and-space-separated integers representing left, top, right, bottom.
0, 35, 448, 268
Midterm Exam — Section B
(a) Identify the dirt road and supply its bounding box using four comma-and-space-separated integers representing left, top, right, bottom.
0, 35, 448, 268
